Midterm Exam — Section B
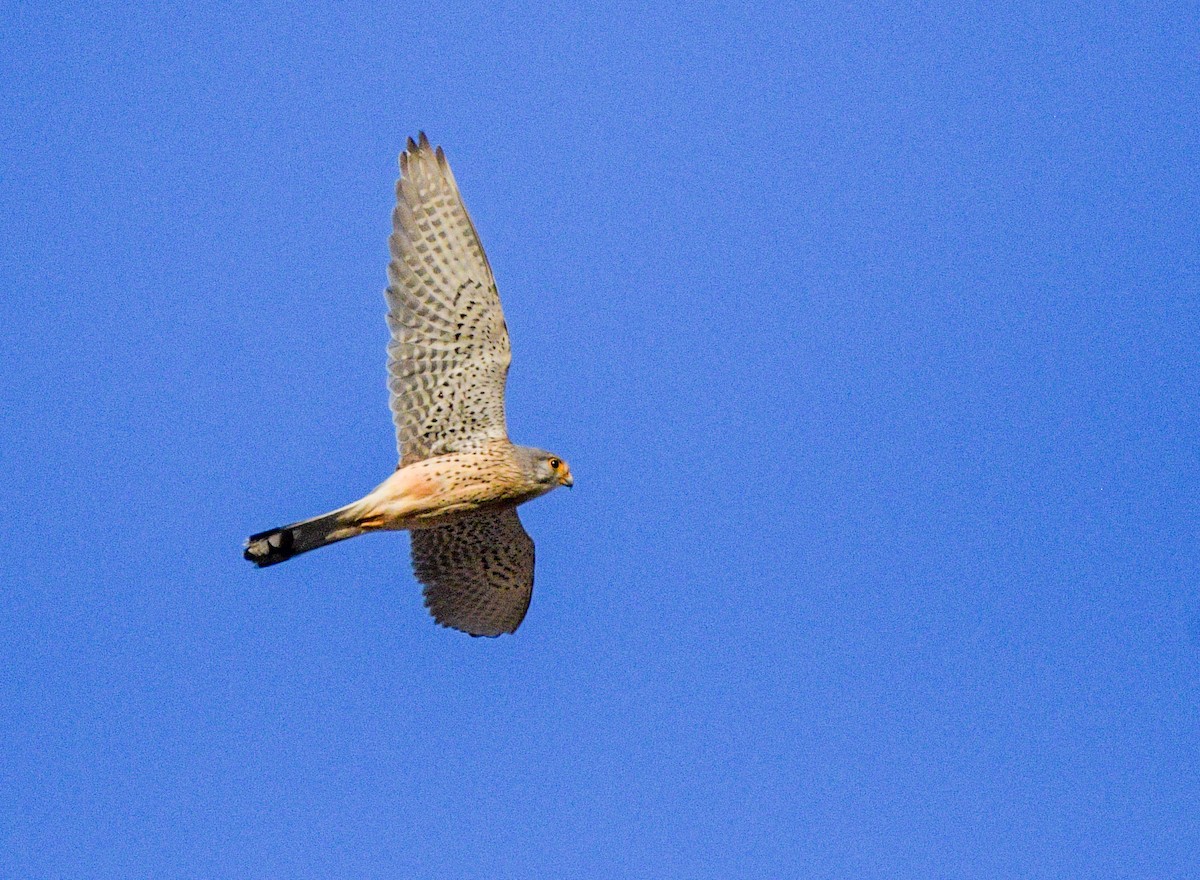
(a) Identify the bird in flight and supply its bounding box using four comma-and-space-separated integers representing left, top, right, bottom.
244, 133, 572, 637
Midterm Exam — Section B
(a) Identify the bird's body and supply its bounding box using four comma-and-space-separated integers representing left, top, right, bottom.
244, 440, 569, 562
353, 442, 538, 530
244, 134, 571, 636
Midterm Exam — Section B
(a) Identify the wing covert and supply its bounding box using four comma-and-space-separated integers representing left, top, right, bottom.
386, 133, 512, 465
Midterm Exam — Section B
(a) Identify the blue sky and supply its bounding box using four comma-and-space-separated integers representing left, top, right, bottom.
1, 2, 1197, 877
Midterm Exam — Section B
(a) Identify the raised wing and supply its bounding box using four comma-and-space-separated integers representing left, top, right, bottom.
386, 133, 512, 466
411, 508, 535, 637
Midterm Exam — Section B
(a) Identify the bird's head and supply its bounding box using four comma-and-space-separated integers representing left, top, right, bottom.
519, 447, 574, 491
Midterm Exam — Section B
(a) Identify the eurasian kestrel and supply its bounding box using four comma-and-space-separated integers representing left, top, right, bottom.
244, 133, 572, 637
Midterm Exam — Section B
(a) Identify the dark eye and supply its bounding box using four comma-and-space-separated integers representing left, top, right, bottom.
548, 458, 561, 469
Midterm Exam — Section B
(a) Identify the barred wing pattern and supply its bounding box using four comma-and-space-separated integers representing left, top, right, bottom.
386, 132, 512, 466
412, 509, 535, 637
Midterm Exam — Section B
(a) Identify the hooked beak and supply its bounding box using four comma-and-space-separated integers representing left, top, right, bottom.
561, 469, 574, 488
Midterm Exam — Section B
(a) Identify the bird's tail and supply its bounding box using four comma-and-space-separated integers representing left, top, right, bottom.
243, 505, 364, 567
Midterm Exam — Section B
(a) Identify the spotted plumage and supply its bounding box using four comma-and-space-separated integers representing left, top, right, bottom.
244, 133, 572, 637
387, 138, 511, 465
413, 508, 535, 637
